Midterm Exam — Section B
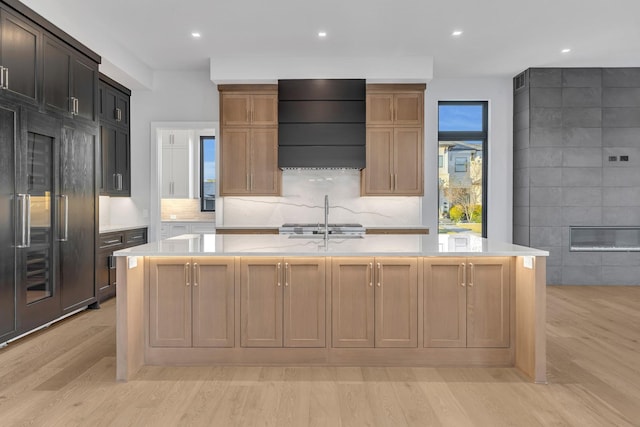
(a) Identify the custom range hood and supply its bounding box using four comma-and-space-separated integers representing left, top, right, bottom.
278, 79, 365, 169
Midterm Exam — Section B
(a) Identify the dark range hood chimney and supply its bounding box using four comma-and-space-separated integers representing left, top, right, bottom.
278, 79, 366, 169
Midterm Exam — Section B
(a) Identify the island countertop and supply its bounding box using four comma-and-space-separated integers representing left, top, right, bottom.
114, 233, 548, 257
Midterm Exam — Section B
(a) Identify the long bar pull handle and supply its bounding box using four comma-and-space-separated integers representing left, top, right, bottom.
61, 195, 69, 242
461, 262, 466, 287
277, 262, 281, 286
469, 263, 474, 287
185, 263, 190, 286
4, 67, 8, 90
193, 263, 199, 287
0, 66, 4, 89
16, 194, 27, 248
74, 97, 79, 115
369, 263, 373, 287
25, 194, 31, 247
117, 174, 123, 191
284, 262, 289, 287
377, 262, 382, 287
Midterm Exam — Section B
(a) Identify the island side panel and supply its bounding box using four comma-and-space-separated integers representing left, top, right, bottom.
116, 256, 146, 381
515, 256, 547, 384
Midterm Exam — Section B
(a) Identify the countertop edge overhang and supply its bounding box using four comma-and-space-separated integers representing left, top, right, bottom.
113, 234, 549, 258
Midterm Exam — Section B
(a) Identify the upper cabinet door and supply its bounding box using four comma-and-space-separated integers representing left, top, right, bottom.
221, 94, 251, 126
72, 56, 96, 121
366, 93, 394, 125
251, 94, 277, 126
249, 128, 280, 195
0, 9, 41, 103
363, 127, 394, 195
393, 127, 423, 195
43, 35, 71, 114
394, 93, 423, 125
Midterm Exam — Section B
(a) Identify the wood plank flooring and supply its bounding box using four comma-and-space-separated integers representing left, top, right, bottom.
1, 285, 639, 426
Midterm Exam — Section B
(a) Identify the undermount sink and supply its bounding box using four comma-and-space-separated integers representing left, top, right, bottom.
286, 233, 364, 239
279, 223, 366, 238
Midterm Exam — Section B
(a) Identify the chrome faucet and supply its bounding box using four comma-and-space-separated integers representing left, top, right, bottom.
324, 194, 329, 240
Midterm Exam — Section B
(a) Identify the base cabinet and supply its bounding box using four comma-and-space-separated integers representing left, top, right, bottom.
331, 257, 417, 348
241, 257, 326, 348
423, 257, 510, 348
149, 257, 234, 348
97, 228, 147, 302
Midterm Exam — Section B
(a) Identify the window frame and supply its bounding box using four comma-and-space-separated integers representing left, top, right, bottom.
199, 135, 216, 212
438, 101, 488, 237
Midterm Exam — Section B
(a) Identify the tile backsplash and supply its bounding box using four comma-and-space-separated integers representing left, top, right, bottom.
222, 169, 421, 226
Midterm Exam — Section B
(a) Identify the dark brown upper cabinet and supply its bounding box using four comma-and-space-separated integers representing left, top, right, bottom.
43, 35, 97, 122
0, 8, 41, 104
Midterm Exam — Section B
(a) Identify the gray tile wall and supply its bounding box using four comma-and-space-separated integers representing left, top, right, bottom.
513, 68, 640, 285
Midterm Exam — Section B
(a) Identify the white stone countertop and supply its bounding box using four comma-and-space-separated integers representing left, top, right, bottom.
114, 233, 548, 257
99, 224, 149, 233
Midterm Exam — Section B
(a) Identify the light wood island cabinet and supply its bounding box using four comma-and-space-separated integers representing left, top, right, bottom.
332, 257, 417, 348
219, 85, 280, 196
423, 257, 510, 348
241, 257, 326, 348
149, 257, 235, 348
362, 84, 425, 196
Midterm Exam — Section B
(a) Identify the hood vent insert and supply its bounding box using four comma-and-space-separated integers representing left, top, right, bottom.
278, 79, 365, 169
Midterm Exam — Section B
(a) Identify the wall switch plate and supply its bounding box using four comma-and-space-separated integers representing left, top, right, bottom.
170, 214, 177, 219
128, 257, 138, 269
523, 256, 534, 269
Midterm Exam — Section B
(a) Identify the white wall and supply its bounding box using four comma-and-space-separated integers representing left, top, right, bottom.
107, 71, 218, 233
423, 78, 514, 242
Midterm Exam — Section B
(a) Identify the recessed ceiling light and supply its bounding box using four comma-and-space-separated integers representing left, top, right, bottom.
452, 30, 463, 36
318, 31, 327, 38
191, 32, 201, 38
561, 48, 571, 53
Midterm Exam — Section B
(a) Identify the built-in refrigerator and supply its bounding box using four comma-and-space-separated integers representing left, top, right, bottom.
1, 101, 96, 342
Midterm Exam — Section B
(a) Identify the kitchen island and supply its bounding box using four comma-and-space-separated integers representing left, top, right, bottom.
114, 234, 547, 383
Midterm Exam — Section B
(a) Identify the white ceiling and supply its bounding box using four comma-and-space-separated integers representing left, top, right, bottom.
20, 0, 640, 83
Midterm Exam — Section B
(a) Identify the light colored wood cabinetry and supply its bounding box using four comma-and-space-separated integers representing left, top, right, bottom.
219, 85, 280, 196
220, 128, 279, 195
241, 257, 326, 348
362, 84, 425, 196
149, 257, 234, 348
423, 257, 510, 348
332, 257, 417, 348
367, 91, 423, 126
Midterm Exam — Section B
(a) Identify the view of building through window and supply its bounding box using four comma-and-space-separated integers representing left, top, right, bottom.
438, 102, 487, 237
200, 136, 216, 211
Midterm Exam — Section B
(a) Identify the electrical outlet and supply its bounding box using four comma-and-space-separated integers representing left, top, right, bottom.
608, 156, 617, 161
620, 155, 629, 161
523, 256, 534, 269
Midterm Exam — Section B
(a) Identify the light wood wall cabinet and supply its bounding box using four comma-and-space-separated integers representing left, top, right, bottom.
149, 257, 235, 348
241, 257, 326, 348
362, 84, 425, 196
423, 257, 510, 348
332, 257, 418, 348
219, 85, 280, 196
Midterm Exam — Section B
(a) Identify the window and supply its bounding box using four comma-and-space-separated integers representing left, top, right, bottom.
454, 157, 467, 172
438, 101, 488, 237
200, 136, 216, 211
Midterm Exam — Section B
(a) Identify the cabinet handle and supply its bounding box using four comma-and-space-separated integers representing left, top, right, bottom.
277, 262, 281, 286
115, 108, 122, 122
70, 97, 75, 115
59, 194, 69, 242
103, 239, 121, 245
469, 263, 474, 287
16, 194, 29, 248
284, 262, 289, 287
0, 66, 4, 89
377, 262, 381, 287
185, 263, 190, 286
75, 97, 79, 115
3, 67, 8, 90
369, 262, 373, 287
461, 262, 466, 287
118, 174, 123, 191
193, 263, 199, 287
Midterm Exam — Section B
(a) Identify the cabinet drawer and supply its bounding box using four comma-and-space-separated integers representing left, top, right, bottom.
99, 232, 124, 249
124, 228, 147, 246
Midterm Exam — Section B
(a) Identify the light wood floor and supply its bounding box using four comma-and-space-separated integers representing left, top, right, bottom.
1, 286, 639, 426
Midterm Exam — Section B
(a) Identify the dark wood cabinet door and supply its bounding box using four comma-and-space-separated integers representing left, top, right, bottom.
72, 56, 96, 121
115, 93, 129, 128
100, 125, 115, 194
60, 123, 96, 312
96, 249, 111, 297
0, 9, 40, 103
114, 128, 130, 195
43, 36, 70, 114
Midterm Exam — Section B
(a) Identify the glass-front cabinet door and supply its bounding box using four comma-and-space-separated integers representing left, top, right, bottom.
16, 111, 61, 331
